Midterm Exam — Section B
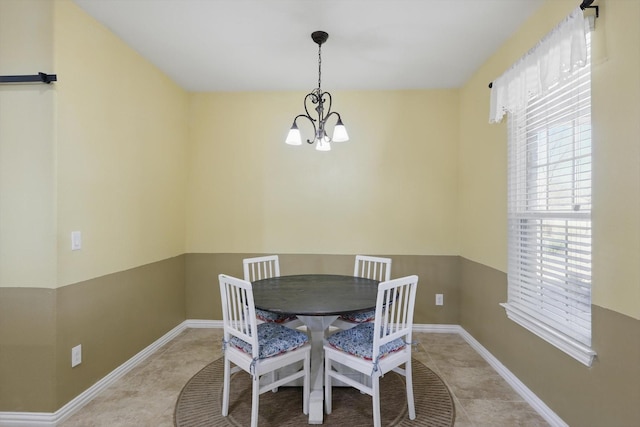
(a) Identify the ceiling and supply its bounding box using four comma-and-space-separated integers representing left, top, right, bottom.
73, 0, 544, 93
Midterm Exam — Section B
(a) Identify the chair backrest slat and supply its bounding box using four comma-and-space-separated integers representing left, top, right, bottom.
354, 255, 391, 282
219, 274, 260, 359
372, 275, 418, 361
243, 255, 281, 282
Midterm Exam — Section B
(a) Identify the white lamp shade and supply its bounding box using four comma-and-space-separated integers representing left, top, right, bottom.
315, 136, 331, 151
285, 127, 302, 145
332, 123, 349, 142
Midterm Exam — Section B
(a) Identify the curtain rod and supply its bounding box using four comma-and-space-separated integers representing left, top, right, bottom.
488, 0, 597, 89
0, 72, 57, 85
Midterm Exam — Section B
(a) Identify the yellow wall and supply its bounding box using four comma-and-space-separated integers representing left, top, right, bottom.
1, 0, 189, 289
53, 0, 189, 287
0, 0, 57, 288
187, 90, 460, 255
459, 0, 640, 320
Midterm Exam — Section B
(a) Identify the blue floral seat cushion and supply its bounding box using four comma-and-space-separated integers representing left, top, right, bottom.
338, 309, 376, 323
338, 292, 397, 324
229, 322, 308, 359
255, 308, 299, 324
326, 322, 406, 360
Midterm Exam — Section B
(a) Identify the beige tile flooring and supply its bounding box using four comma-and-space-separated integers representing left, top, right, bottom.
59, 328, 550, 427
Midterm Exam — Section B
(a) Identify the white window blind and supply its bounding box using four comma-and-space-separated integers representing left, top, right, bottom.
498, 15, 596, 366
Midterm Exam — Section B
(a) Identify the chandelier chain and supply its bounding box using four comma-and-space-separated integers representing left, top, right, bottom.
317, 43, 322, 91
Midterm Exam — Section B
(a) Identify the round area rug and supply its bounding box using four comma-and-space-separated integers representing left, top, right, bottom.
174, 358, 454, 427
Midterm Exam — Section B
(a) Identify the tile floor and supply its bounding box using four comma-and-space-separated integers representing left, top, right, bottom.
59, 328, 550, 427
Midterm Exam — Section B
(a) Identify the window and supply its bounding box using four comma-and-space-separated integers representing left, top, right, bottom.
502, 32, 595, 366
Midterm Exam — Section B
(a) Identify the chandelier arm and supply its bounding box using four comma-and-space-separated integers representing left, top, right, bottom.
324, 110, 342, 125
292, 114, 318, 145
321, 111, 343, 143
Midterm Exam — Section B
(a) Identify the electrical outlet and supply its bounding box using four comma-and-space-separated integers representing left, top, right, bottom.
72, 344, 82, 367
435, 293, 444, 306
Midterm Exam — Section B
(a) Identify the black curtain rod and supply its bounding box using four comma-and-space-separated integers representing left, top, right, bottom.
0, 72, 57, 84
488, 0, 597, 89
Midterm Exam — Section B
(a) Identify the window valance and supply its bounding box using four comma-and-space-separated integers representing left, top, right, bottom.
489, 6, 588, 123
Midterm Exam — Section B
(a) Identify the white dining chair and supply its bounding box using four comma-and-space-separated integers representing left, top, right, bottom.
243, 255, 303, 329
219, 274, 311, 427
331, 255, 392, 330
324, 275, 418, 427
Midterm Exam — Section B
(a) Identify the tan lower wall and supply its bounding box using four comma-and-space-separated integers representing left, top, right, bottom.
185, 253, 460, 325
459, 257, 640, 427
0, 287, 57, 411
0, 256, 186, 412
2, 252, 456, 413
15, 252, 636, 424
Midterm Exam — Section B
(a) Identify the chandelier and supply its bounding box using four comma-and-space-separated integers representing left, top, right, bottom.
285, 31, 349, 151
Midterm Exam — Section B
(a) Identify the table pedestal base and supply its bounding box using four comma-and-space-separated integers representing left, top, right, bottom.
297, 315, 338, 424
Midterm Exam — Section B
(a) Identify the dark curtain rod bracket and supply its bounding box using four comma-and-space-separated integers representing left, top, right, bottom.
488, 0, 598, 89
580, 0, 599, 18
0, 72, 57, 85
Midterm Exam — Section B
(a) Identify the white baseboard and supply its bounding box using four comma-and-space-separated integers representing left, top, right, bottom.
412, 323, 461, 333
456, 327, 569, 427
0, 321, 566, 427
184, 319, 223, 328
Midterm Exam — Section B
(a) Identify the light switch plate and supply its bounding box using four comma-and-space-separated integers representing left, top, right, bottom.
71, 231, 82, 251
72, 344, 82, 367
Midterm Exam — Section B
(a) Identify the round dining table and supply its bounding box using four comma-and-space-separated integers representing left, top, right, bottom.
252, 274, 379, 425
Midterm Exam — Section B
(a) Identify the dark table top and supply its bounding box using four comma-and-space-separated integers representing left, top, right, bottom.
252, 274, 379, 316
